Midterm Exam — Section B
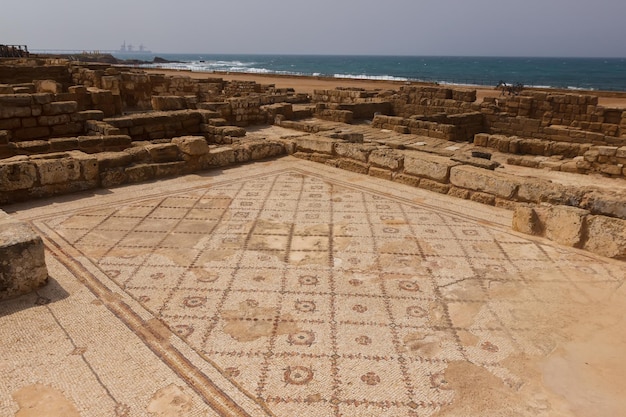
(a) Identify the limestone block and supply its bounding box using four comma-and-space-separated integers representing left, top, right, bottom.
37, 114, 71, 126
560, 160, 582, 174
145, 143, 180, 163
450, 155, 500, 170
581, 191, 626, 219
418, 178, 450, 194
34, 156, 82, 185
516, 178, 567, 204
317, 109, 353, 124
1, 103, 33, 119
0, 161, 37, 191
125, 164, 155, 183
334, 143, 375, 162
600, 165, 623, 176
49, 137, 79, 152
172, 136, 209, 156
295, 135, 336, 154
51, 122, 83, 137
67, 151, 98, 182
102, 135, 132, 150
206, 147, 235, 167
34, 80, 62, 94
96, 152, 133, 170
594, 145, 618, 157
0, 118, 21, 130
153, 161, 187, 178
0, 130, 10, 145
0, 95, 32, 108
246, 141, 286, 160
68, 85, 88, 95
151, 96, 187, 111
369, 149, 403, 171
338, 158, 369, 174
536, 205, 588, 248
368, 166, 393, 180
13, 140, 50, 154
404, 152, 460, 183
473, 133, 490, 147
124, 146, 151, 163
583, 215, 626, 259
328, 132, 364, 143
197, 102, 231, 118
100, 168, 128, 188
233, 147, 251, 163
77, 110, 105, 121
0, 215, 48, 300
393, 173, 421, 188
42, 101, 78, 115
78, 136, 103, 152
450, 166, 519, 198
448, 186, 472, 200
470, 191, 496, 205
220, 126, 246, 137
512, 206, 541, 235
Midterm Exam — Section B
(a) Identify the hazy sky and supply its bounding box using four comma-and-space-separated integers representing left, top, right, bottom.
3, 0, 626, 57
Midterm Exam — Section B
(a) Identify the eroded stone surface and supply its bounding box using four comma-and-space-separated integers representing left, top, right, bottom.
0, 213, 47, 300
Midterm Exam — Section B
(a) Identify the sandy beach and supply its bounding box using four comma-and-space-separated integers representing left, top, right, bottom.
143, 68, 626, 108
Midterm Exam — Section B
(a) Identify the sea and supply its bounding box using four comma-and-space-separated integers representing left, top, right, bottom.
115, 54, 626, 92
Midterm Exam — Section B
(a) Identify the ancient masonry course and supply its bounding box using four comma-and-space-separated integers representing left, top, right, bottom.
1, 56, 625, 417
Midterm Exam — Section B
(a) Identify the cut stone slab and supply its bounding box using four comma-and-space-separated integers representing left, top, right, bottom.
0, 212, 48, 300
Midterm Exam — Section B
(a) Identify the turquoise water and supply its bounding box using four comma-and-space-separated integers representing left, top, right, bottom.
119, 54, 626, 92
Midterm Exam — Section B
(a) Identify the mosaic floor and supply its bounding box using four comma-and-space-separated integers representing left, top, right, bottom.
3, 157, 625, 417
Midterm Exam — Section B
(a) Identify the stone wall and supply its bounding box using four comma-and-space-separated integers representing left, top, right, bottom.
0, 60, 72, 89
99, 110, 212, 141
287, 133, 626, 259
372, 112, 483, 141
0, 136, 290, 204
0, 93, 108, 158
390, 86, 477, 118
481, 92, 626, 144
312, 88, 379, 104
513, 205, 626, 259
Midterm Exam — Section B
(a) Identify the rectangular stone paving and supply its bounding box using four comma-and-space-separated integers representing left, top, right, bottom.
2, 157, 625, 416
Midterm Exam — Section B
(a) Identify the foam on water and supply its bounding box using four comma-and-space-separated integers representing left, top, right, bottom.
133, 54, 626, 91
332, 73, 409, 82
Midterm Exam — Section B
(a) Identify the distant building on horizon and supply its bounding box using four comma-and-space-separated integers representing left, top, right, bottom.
119, 41, 151, 54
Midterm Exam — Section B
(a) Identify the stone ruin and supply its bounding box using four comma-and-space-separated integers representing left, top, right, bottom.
1, 56, 625, 300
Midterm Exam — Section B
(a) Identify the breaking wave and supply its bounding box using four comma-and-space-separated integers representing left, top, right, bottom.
135, 54, 626, 91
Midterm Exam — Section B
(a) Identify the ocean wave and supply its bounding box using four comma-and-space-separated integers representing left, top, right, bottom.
135, 55, 626, 92
436, 80, 484, 87
333, 73, 409, 82
141, 60, 258, 73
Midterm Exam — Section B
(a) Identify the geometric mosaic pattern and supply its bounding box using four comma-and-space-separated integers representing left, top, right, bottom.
38, 168, 625, 417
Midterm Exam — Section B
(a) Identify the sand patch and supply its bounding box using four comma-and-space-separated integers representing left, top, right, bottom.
13, 384, 80, 417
